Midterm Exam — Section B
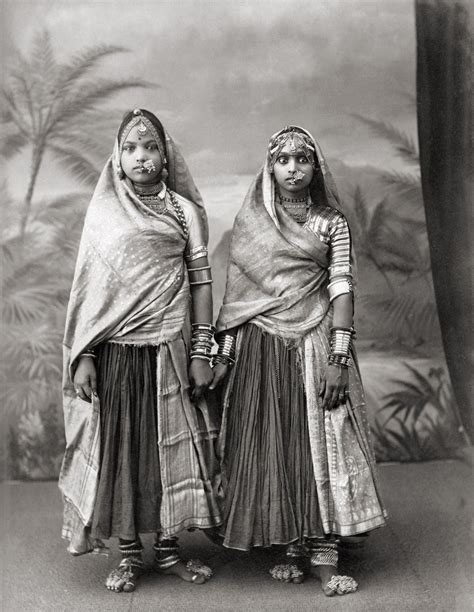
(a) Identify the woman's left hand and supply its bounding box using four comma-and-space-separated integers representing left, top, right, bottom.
320, 364, 349, 410
189, 359, 214, 400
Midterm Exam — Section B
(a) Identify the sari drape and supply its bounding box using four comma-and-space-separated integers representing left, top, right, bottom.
217, 127, 387, 536
59, 127, 221, 555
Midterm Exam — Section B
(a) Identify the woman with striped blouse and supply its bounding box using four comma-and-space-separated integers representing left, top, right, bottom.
210, 126, 387, 597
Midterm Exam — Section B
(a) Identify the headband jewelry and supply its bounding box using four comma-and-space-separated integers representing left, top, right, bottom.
268, 128, 317, 169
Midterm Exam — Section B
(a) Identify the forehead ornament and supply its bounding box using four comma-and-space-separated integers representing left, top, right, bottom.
289, 134, 297, 153
119, 109, 165, 158
137, 120, 148, 136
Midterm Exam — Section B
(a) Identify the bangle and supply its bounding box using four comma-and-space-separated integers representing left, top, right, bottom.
211, 353, 235, 367
80, 350, 96, 359
188, 266, 213, 286
329, 327, 355, 360
328, 354, 351, 368
211, 333, 236, 368
190, 323, 215, 362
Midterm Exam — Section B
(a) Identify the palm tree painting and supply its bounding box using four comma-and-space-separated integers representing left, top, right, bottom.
1, 30, 150, 234
371, 363, 468, 462
1, 31, 152, 478
345, 184, 438, 348
351, 102, 467, 459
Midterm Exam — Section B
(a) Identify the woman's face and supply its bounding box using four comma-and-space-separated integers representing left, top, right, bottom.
273, 142, 314, 196
120, 125, 164, 184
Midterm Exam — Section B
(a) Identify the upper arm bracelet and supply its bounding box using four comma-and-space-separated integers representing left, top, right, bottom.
185, 246, 208, 263
188, 265, 213, 286
328, 278, 353, 302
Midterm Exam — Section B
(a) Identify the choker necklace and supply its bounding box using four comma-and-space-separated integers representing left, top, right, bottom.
133, 181, 162, 196
279, 194, 308, 203
278, 194, 310, 224
134, 181, 167, 215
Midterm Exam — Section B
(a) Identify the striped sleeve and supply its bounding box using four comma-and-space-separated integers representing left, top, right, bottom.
181, 197, 209, 263
327, 213, 353, 301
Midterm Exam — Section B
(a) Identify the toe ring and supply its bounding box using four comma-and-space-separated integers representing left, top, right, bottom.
186, 559, 213, 579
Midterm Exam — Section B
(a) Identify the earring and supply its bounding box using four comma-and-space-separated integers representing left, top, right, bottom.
116, 163, 124, 179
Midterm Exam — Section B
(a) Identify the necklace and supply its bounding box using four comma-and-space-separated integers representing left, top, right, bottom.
139, 195, 167, 214
135, 181, 167, 214
278, 194, 310, 224
135, 185, 188, 236
279, 194, 308, 203
134, 181, 162, 196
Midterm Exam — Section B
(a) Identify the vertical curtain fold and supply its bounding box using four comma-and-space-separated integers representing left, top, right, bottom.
415, 0, 473, 438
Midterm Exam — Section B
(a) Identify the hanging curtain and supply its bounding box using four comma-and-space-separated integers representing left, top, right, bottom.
415, 0, 473, 438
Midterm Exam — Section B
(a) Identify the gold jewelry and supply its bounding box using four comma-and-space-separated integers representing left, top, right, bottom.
143, 160, 156, 174
190, 323, 215, 362
137, 120, 148, 136
289, 134, 297, 153
119, 110, 165, 159
212, 333, 236, 367
279, 195, 308, 203
268, 127, 317, 168
278, 194, 310, 224
135, 182, 167, 214
134, 182, 162, 196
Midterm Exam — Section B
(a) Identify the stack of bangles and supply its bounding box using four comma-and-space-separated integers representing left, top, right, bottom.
190, 324, 215, 362
211, 333, 236, 367
328, 326, 355, 368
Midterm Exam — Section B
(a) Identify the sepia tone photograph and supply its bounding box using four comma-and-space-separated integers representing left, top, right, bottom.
1, 0, 472, 610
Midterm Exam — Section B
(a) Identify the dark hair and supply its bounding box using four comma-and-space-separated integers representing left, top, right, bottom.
117, 108, 166, 148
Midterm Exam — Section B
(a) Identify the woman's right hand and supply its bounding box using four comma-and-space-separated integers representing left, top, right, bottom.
209, 362, 229, 390
73, 357, 97, 403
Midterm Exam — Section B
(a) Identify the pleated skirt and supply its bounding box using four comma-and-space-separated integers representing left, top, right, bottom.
220, 323, 325, 550
91, 343, 162, 541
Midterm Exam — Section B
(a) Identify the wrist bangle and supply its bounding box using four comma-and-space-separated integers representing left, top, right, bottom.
190, 354, 211, 363
190, 323, 215, 361
328, 354, 351, 368
213, 333, 236, 367
329, 327, 355, 361
211, 353, 235, 368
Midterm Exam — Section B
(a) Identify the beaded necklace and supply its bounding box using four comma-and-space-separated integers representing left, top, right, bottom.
278, 193, 311, 225
134, 182, 188, 236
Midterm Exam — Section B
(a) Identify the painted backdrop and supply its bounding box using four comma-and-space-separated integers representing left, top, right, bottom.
1, 0, 469, 479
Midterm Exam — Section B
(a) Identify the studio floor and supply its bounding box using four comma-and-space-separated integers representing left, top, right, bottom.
2, 459, 472, 611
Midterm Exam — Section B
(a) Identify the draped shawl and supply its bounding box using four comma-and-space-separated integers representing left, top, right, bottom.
59, 125, 222, 554
217, 128, 341, 338
217, 127, 387, 536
